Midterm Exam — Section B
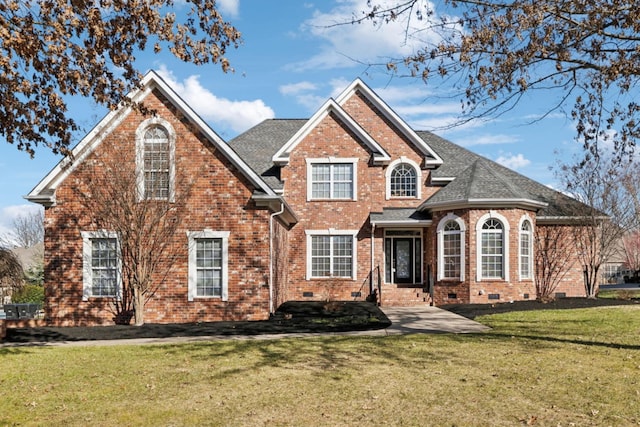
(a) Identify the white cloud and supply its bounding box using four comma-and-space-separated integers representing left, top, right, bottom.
290, 0, 450, 71
158, 66, 275, 134
279, 81, 318, 96
217, 0, 240, 18
455, 133, 520, 147
495, 153, 531, 170
278, 78, 353, 113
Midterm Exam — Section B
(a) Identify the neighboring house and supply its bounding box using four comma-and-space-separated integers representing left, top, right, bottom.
27, 71, 592, 326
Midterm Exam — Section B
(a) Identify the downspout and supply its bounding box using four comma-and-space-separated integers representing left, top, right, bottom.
269, 203, 285, 315
370, 223, 376, 295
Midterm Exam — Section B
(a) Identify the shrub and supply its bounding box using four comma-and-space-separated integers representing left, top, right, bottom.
12, 284, 44, 304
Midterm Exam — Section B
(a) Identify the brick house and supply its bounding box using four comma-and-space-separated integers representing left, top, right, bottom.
26, 71, 592, 326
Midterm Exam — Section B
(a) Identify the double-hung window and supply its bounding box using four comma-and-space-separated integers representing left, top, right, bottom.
520, 219, 533, 279
187, 231, 229, 301
306, 158, 358, 201
306, 230, 358, 280
82, 231, 120, 300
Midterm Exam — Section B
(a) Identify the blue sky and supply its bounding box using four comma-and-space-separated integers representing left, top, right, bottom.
0, 0, 582, 238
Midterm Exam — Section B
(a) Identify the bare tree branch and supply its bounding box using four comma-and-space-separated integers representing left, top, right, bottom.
0, 0, 241, 156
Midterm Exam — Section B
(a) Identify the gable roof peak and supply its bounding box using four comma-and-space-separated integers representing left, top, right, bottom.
26, 69, 280, 206
271, 97, 391, 165
335, 78, 443, 167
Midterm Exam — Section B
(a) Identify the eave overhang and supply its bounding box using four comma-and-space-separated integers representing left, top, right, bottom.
252, 193, 298, 226
418, 198, 549, 212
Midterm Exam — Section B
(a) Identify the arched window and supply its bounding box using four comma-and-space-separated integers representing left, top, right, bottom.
476, 212, 510, 281
519, 219, 533, 279
391, 163, 416, 197
136, 118, 175, 201
437, 214, 465, 281
385, 157, 421, 199
143, 126, 170, 199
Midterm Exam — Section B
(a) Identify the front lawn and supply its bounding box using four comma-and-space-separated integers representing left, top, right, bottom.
1, 304, 639, 426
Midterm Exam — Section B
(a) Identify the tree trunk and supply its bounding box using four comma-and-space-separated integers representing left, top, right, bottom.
133, 288, 145, 326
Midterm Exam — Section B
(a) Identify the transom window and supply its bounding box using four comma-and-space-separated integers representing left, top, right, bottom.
143, 126, 170, 199
481, 218, 504, 279
520, 219, 532, 279
390, 163, 417, 197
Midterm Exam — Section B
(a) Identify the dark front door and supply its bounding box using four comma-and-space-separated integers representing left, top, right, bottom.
393, 238, 414, 283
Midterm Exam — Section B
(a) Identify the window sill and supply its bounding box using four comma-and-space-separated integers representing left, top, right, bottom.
308, 199, 357, 202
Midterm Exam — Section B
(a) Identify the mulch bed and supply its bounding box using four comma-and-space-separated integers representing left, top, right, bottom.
3, 301, 391, 344
441, 297, 640, 320
4, 298, 638, 344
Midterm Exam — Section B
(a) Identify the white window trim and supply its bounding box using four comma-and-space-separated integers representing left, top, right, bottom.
187, 230, 230, 302
135, 117, 176, 202
81, 230, 122, 301
306, 157, 358, 201
475, 211, 510, 282
385, 157, 422, 200
436, 214, 466, 281
305, 229, 359, 280
518, 215, 534, 280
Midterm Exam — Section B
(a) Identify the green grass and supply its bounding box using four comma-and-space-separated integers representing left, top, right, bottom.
598, 288, 640, 300
1, 306, 639, 426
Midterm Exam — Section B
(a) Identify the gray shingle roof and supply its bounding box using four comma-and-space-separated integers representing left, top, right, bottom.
228, 119, 306, 190
416, 131, 589, 217
227, 120, 589, 219
370, 208, 432, 225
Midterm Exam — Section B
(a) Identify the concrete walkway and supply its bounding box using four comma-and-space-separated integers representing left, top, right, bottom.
382, 306, 491, 335
0, 306, 489, 347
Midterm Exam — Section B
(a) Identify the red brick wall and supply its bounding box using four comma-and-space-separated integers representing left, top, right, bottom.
427, 209, 588, 305
279, 92, 433, 303
44, 89, 272, 326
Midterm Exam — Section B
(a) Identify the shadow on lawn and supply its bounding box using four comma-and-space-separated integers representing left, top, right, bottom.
3, 301, 390, 344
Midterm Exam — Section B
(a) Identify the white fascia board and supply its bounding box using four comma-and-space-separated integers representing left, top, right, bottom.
271, 98, 390, 166
26, 100, 137, 205
335, 78, 444, 167
431, 177, 456, 184
146, 71, 277, 196
418, 198, 549, 212
26, 71, 277, 205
